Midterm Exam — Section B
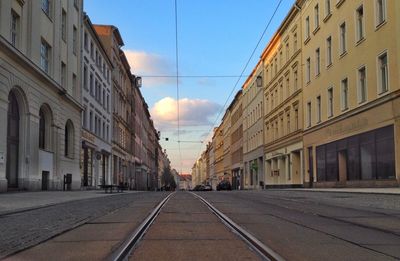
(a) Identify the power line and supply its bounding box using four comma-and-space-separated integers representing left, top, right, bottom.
196, 0, 285, 158
174, 0, 183, 175
140, 75, 251, 78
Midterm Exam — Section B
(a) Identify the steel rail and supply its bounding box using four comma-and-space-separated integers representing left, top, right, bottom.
109, 192, 175, 261
191, 192, 285, 261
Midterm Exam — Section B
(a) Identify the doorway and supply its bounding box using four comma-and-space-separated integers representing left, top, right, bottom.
42, 171, 49, 190
338, 150, 348, 183
6, 92, 20, 188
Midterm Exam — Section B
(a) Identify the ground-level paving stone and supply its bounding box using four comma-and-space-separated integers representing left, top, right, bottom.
0, 192, 169, 259
129, 192, 261, 261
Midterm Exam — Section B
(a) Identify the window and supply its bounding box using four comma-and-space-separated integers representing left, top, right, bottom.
294, 70, 298, 91
90, 42, 94, 59
74, 0, 79, 9
340, 22, 346, 55
287, 113, 290, 134
73, 26, 77, 55
356, 5, 364, 42
306, 57, 311, 83
376, 0, 386, 26
82, 108, 87, 128
341, 78, 348, 110
11, 10, 19, 47
107, 94, 110, 112
65, 120, 74, 158
286, 76, 290, 97
294, 33, 298, 51
328, 87, 333, 117
286, 42, 290, 61
305, 16, 310, 39
325, 0, 331, 17
83, 65, 88, 90
358, 66, 367, 103
326, 36, 332, 66
39, 108, 46, 150
42, 0, 51, 16
378, 52, 388, 93
307, 102, 312, 127
84, 32, 88, 50
102, 89, 106, 107
40, 40, 51, 73
89, 111, 93, 131
314, 4, 320, 30
315, 48, 320, 75
61, 62, 66, 87
72, 73, 77, 96
89, 73, 94, 95
61, 9, 66, 41
316, 96, 321, 123
294, 108, 299, 130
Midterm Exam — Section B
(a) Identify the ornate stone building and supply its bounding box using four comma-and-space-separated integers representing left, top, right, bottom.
0, 0, 83, 191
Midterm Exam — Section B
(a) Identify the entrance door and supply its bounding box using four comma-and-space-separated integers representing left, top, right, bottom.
308, 147, 313, 187
6, 92, 19, 188
338, 150, 348, 183
42, 171, 49, 190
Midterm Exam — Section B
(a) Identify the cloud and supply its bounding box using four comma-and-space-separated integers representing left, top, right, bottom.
151, 97, 221, 130
124, 50, 175, 87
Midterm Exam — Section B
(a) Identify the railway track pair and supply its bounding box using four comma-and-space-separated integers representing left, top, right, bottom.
109, 192, 284, 261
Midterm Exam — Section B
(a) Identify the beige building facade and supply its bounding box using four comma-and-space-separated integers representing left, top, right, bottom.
230, 90, 243, 189
222, 109, 232, 183
301, 0, 400, 187
0, 0, 83, 191
263, 4, 304, 188
243, 62, 265, 189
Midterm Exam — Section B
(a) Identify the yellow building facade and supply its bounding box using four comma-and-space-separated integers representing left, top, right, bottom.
243, 62, 265, 189
262, 4, 304, 188
301, 0, 400, 187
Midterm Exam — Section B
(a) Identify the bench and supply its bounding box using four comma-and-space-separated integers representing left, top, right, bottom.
99, 184, 126, 193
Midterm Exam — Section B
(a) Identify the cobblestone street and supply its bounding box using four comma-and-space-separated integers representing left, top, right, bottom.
0, 192, 168, 259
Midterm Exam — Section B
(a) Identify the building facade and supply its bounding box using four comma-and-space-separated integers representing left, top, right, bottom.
93, 25, 134, 187
230, 90, 243, 189
80, 15, 113, 188
213, 125, 225, 184
222, 110, 232, 183
301, 0, 400, 187
263, 4, 304, 188
243, 62, 265, 189
0, 0, 83, 191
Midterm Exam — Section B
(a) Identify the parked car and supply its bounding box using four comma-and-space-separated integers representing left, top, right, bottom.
216, 180, 231, 191
203, 185, 212, 191
193, 185, 205, 191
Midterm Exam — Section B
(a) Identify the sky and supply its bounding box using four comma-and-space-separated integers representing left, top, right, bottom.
84, 0, 295, 174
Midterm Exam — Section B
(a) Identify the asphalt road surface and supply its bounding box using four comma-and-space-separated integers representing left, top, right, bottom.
3, 190, 400, 261
196, 190, 400, 261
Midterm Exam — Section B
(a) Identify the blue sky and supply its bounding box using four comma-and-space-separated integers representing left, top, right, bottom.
84, 0, 295, 173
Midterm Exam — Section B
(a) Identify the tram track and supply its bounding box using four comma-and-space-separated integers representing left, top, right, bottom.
109, 192, 175, 261
109, 191, 284, 261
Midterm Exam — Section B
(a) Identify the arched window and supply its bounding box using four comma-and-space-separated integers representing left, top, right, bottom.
65, 120, 74, 158
39, 104, 53, 151
39, 108, 45, 149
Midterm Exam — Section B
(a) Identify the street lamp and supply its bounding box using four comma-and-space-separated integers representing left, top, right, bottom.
256, 75, 263, 87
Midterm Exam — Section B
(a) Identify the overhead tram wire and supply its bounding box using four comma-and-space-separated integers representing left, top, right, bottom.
140, 75, 251, 78
174, 0, 183, 175
195, 0, 284, 158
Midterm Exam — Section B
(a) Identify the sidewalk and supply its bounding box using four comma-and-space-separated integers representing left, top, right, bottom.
0, 190, 139, 215
279, 187, 400, 195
